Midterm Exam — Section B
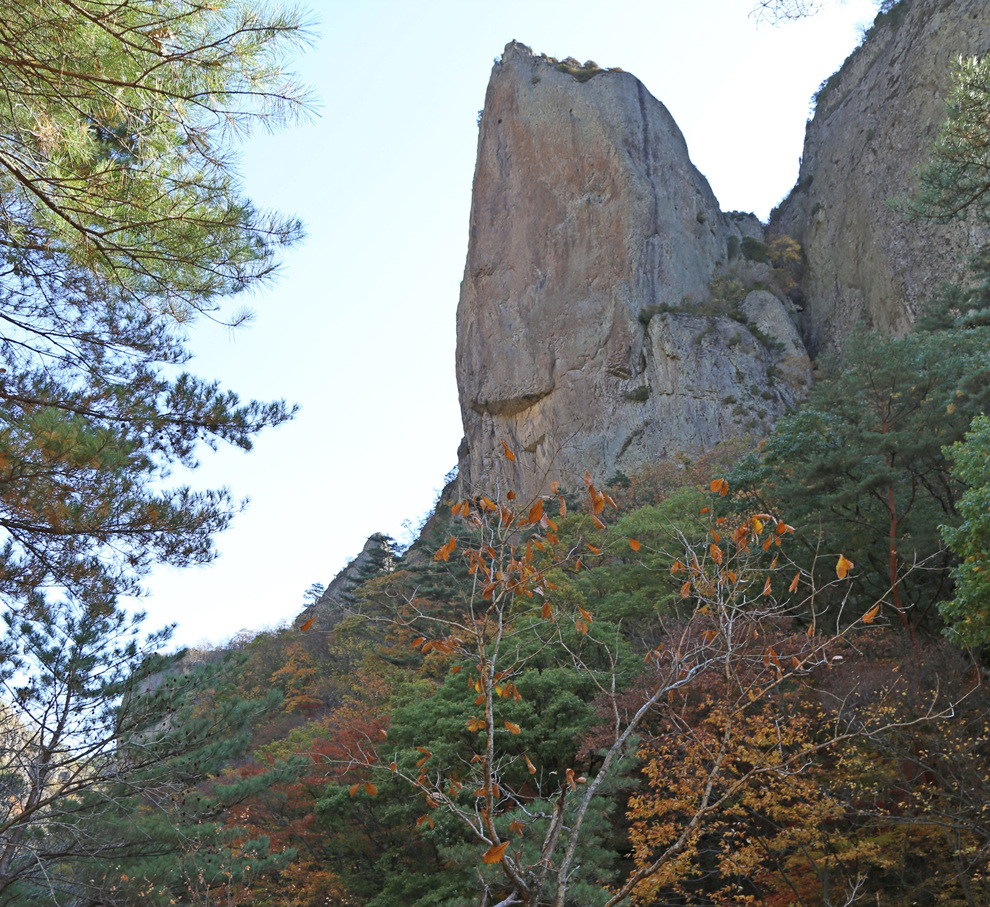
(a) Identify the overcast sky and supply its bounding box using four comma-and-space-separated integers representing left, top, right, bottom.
134, 0, 885, 649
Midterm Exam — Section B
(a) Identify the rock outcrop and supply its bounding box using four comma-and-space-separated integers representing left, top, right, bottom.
773, 0, 990, 357
454, 43, 810, 501
297, 534, 395, 632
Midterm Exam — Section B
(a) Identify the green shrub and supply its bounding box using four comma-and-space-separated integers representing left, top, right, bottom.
741, 237, 770, 264
624, 385, 650, 403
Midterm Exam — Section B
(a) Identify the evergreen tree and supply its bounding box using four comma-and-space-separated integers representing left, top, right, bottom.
941, 415, 990, 648
0, 602, 302, 905
731, 329, 985, 641
0, 1, 312, 617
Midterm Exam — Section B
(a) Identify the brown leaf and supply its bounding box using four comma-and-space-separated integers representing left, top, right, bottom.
710, 477, 729, 496
482, 841, 510, 864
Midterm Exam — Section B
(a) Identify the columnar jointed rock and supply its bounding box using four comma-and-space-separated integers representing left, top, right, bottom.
454, 42, 810, 501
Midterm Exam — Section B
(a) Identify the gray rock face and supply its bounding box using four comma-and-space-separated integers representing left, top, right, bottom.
773, 0, 990, 357
454, 42, 809, 500
298, 534, 395, 632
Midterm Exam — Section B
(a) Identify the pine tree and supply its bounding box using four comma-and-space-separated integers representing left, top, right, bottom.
0, 0, 311, 614
0, 603, 302, 905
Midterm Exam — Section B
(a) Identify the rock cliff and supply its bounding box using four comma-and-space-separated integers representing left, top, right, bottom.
455, 42, 810, 501
773, 0, 990, 356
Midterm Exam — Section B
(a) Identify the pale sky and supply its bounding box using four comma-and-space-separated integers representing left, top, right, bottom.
135, 0, 885, 649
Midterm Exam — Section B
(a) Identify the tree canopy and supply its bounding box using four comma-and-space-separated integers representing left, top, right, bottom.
0, 1, 313, 617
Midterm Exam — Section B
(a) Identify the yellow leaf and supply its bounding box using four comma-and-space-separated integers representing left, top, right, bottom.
300, 617, 315, 632
752, 516, 764, 534
629, 538, 641, 551
482, 841, 510, 864
505, 721, 521, 734
862, 603, 881, 624
501, 440, 516, 462
836, 554, 854, 580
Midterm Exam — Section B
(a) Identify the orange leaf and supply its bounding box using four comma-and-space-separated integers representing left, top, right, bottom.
775, 520, 795, 535
510, 818, 525, 836
550, 480, 560, 494
505, 721, 521, 734
542, 602, 552, 620
528, 499, 543, 523
501, 440, 516, 462
349, 783, 360, 797
411, 636, 426, 648
628, 538, 641, 551
524, 754, 537, 774
451, 665, 462, 674
709, 543, 723, 565
862, 603, 880, 624
762, 577, 772, 596
364, 782, 378, 797
789, 572, 800, 593
565, 768, 577, 791
680, 580, 691, 598
710, 477, 729, 496
300, 617, 315, 632
836, 554, 854, 580
587, 544, 601, 554
389, 761, 398, 773
592, 514, 605, 530
482, 841, 510, 864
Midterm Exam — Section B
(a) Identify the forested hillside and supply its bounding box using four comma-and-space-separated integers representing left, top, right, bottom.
1, 1, 989, 905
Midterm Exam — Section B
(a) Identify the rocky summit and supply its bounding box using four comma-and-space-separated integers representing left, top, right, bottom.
454, 41, 810, 501
453, 0, 988, 501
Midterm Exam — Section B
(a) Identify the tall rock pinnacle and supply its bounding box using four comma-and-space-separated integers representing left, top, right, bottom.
454, 42, 809, 500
